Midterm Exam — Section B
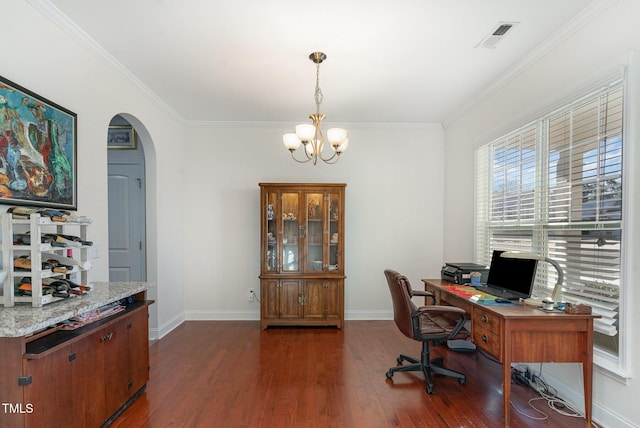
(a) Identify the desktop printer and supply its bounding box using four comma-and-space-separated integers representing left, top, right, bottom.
441, 262, 489, 285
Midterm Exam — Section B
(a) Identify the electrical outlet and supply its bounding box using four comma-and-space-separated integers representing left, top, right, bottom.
248, 288, 255, 302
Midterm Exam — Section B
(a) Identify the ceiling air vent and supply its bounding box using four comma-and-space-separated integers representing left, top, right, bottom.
476, 22, 519, 49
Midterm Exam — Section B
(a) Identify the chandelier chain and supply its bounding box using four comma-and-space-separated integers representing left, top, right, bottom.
314, 62, 323, 115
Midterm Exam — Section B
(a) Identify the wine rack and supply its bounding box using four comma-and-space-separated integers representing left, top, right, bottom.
1, 213, 92, 307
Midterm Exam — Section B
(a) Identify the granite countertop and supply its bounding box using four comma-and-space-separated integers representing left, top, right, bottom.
0, 282, 154, 338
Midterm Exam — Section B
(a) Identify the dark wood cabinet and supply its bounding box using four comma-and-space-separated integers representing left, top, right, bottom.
23, 343, 76, 428
102, 315, 135, 420
259, 183, 345, 329
0, 297, 150, 428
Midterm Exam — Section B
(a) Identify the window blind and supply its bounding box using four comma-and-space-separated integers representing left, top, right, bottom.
475, 82, 624, 356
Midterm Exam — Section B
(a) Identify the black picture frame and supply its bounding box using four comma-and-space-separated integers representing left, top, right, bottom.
0, 75, 77, 210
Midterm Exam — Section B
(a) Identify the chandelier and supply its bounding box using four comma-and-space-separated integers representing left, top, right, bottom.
283, 52, 349, 165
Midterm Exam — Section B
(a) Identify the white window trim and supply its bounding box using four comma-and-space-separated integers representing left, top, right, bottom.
474, 58, 636, 381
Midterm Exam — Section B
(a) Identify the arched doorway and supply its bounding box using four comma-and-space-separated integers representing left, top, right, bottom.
107, 115, 146, 281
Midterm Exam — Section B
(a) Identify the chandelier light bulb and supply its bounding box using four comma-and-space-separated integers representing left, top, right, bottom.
295, 124, 316, 141
336, 138, 349, 153
283, 133, 302, 151
327, 128, 348, 147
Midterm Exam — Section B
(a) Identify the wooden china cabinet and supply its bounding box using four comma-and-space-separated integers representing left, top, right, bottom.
259, 183, 345, 329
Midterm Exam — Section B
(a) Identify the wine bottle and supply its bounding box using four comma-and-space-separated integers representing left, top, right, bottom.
13, 233, 68, 247
13, 256, 54, 271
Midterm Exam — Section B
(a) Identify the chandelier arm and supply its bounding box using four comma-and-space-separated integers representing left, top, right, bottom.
302, 142, 314, 161
289, 150, 313, 164
317, 148, 338, 163
320, 152, 341, 164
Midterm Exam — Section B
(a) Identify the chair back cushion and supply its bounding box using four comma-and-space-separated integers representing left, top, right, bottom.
384, 269, 418, 339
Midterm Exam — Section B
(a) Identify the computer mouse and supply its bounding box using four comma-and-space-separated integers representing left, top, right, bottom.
495, 298, 511, 304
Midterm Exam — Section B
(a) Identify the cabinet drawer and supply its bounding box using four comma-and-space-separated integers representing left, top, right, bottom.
472, 307, 502, 359
473, 307, 501, 333
473, 325, 502, 358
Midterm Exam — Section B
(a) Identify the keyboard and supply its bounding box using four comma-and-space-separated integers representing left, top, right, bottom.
480, 286, 521, 300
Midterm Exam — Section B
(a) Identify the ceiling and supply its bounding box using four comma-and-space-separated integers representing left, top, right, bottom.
43, 0, 600, 125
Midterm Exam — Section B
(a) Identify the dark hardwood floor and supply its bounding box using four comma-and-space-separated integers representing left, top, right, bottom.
109, 321, 590, 428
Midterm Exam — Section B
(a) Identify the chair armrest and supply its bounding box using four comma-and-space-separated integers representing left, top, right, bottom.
411, 289, 436, 305
416, 305, 466, 316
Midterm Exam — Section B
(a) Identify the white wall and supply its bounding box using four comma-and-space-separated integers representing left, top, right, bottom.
182, 123, 445, 320
1, 1, 186, 339
444, 1, 640, 426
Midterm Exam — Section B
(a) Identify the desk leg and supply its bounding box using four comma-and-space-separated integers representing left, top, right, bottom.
583, 361, 593, 428
584, 322, 594, 427
502, 319, 513, 428
503, 349, 512, 427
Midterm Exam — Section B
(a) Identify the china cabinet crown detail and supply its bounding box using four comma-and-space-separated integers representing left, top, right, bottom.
259, 183, 345, 329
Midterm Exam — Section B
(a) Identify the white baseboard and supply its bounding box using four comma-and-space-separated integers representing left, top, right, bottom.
345, 309, 393, 320
180, 309, 393, 321
184, 310, 260, 321
148, 311, 185, 340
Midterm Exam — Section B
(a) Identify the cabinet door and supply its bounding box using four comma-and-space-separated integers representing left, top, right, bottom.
327, 191, 343, 273
261, 279, 280, 322
127, 307, 150, 395
324, 280, 343, 322
303, 280, 326, 321
263, 190, 279, 273
279, 279, 303, 320
102, 318, 131, 419
303, 280, 343, 322
305, 192, 325, 272
281, 192, 301, 273
23, 345, 75, 428
73, 331, 106, 427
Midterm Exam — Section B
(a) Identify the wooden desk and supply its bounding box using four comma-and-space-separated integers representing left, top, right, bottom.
422, 279, 598, 428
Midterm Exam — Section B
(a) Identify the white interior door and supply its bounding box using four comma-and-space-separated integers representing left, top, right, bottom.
108, 161, 146, 281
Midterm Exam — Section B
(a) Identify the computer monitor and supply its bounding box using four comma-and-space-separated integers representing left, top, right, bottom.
484, 250, 538, 299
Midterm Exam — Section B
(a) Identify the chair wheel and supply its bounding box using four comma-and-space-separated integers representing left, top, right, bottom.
426, 385, 434, 394
459, 378, 466, 385
396, 357, 403, 365
386, 370, 393, 379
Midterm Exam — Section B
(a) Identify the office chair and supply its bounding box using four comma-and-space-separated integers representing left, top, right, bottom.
384, 269, 468, 393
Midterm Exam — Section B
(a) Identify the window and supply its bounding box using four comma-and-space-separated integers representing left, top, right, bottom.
475, 81, 624, 360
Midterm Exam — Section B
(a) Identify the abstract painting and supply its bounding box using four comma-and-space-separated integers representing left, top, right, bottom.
0, 75, 76, 210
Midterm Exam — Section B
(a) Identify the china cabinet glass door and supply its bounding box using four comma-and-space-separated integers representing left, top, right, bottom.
281, 192, 300, 272
265, 191, 278, 272
328, 192, 341, 271
306, 192, 325, 271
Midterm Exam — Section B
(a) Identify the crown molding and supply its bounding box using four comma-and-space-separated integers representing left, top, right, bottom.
185, 120, 442, 129
28, 0, 186, 123
443, 0, 621, 128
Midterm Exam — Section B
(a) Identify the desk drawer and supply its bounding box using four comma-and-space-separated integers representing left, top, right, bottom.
472, 307, 502, 359
473, 306, 501, 331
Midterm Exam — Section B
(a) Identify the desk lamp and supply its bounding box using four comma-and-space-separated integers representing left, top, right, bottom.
500, 251, 564, 307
